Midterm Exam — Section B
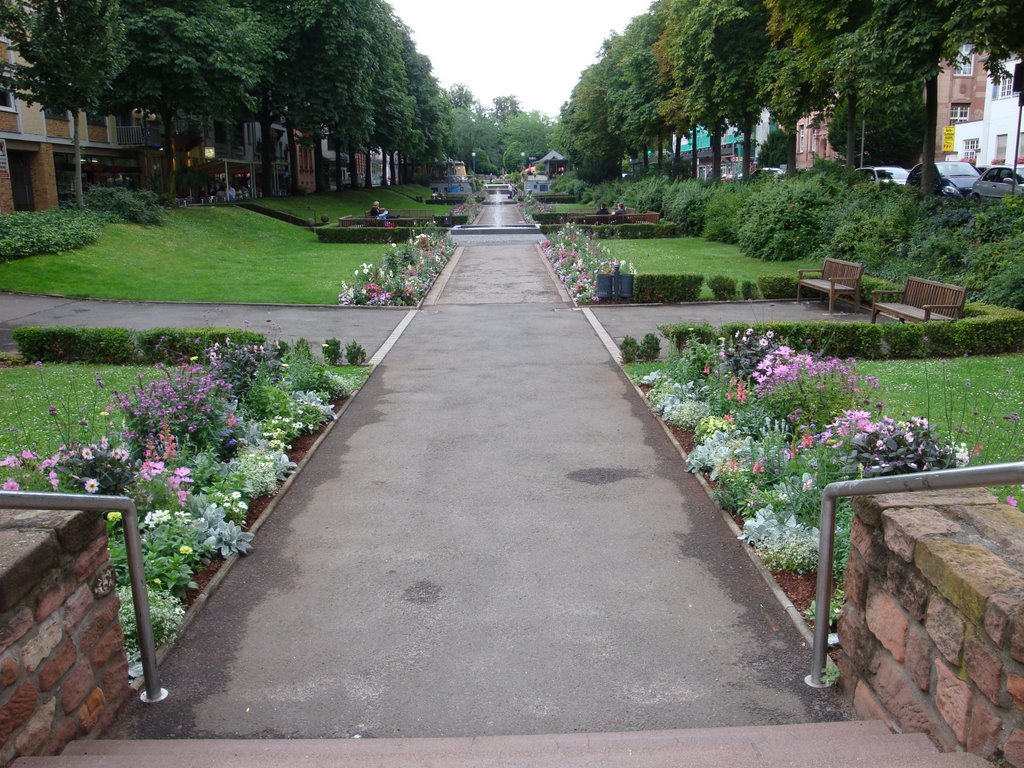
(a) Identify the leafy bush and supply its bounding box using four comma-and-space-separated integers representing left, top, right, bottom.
634, 274, 703, 303
12, 326, 137, 364
322, 338, 342, 366
737, 178, 834, 261
821, 185, 917, 270
983, 250, 1024, 311
620, 336, 640, 363
137, 328, 265, 365
0, 209, 104, 261
623, 175, 672, 214
317, 226, 421, 244
707, 275, 738, 301
118, 585, 184, 662
756, 274, 797, 299
740, 280, 760, 300
83, 186, 164, 225
638, 333, 661, 362
658, 323, 718, 350
662, 180, 717, 236
345, 341, 367, 365
701, 185, 755, 244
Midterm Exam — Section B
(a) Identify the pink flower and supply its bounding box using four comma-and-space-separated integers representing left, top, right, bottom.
1008, 496, 1018, 508
48, 471, 58, 490
2, 479, 20, 491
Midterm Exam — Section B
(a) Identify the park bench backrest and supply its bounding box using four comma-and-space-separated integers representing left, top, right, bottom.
902, 277, 967, 317
821, 258, 864, 283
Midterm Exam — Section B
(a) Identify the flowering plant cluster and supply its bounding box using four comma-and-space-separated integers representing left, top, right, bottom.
338, 230, 455, 306
3, 340, 364, 667
636, 330, 969, 581
540, 224, 636, 303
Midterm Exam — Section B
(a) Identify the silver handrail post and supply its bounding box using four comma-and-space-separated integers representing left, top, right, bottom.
806, 461, 1024, 688
0, 491, 167, 703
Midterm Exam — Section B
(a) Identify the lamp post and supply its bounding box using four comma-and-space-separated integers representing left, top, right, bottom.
471, 151, 476, 176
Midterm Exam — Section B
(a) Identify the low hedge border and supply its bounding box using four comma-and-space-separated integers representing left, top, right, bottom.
538, 223, 677, 239
659, 303, 1024, 360
12, 326, 266, 365
635, 274, 704, 303
316, 218, 468, 244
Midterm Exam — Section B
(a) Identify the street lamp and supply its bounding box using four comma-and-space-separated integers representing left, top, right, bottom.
520, 151, 525, 170
471, 151, 476, 175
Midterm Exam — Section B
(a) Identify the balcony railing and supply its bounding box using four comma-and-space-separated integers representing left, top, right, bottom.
116, 125, 149, 146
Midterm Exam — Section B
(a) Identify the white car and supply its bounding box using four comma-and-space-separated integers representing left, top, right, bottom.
970, 165, 1024, 199
857, 166, 909, 185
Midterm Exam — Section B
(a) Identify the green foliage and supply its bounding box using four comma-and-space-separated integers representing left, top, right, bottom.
344, 341, 367, 366
135, 328, 265, 364
983, 244, 1024, 310
638, 333, 661, 362
707, 275, 738, 300
83, 186, 164, 225
758, 130, 788, 167
701, 185, 754, 244
740, 280, 760, 299
316, 226, 422, 244
634, 274, 704, 303
658, 322, 718, 351
0, 209, 104, 261
756, 274, 798, 299
737, 177, 834, 261
117, 585, 183, 660
662, 180, 718, 237
322, 338, 342, 366
12, 326, 137, 364
623, 175, 673, 214
620, 336, 640, 364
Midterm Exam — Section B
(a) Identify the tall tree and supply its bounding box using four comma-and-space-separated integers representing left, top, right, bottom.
558, 58, 626, 182
491, 95, 522, 126
397, 23, 451, 182
112, 0, 268, 199
0, 0, 124, 206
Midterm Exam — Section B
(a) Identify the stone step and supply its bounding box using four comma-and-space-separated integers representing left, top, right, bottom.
13, 721, 991, 768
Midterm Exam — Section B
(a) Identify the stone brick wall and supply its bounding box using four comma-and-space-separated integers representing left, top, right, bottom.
838, 488, 1024, 765
0, 509, 129, 767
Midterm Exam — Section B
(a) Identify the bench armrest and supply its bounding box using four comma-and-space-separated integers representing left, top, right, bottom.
872, 290, 904, 301
797, 269, 823, 277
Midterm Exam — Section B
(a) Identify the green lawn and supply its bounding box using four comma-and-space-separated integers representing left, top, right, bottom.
0, 207, 383, 303
255, 184, 452, 221
0, 362, 371, 459
604, 237, 820, 300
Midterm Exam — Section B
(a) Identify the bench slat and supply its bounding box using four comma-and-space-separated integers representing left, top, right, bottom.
871, 276, 966, 324
796, 257, 864, 314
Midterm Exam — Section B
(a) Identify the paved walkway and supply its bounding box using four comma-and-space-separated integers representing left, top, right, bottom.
108, 197, 849, 740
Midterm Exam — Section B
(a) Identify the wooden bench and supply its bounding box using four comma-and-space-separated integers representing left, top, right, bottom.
796, 257, 864, 315
870, 276, 967, 324
562, 211, 660, 226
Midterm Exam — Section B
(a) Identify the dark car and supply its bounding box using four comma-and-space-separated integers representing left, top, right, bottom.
906, 162, 981, 198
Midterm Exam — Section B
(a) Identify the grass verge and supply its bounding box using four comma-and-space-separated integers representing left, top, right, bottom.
254, 185, 451, 221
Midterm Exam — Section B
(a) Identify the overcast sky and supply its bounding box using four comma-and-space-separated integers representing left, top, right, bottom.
387, 0, 655, 119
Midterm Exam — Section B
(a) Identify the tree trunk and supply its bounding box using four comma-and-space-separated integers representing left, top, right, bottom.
285, 122, 299, 196
391, 151, 398, 185
258, 88, 275, 197
691, 127, 698, 178
346, 143, 358, 189
921, 74, 939, 195
72, 110, 84, 207
741, 113, 753, 181
712, 124, 722, 180
845, 91, 858, 168
161, 109, 176, 200
333, 135, 344, 191
364, 148, 373, 188
380, 148, 389, 187
314, 138, 326, 193
786, 129, 798, 175
642, 143, 649, 169
657, 136, 664, 167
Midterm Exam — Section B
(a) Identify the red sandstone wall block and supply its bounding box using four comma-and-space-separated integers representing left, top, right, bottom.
34, 576, 75, 622
905, 624, 934, 692
916, 538, 1024, 625
12, 699, 53, 757
58, 661, 94, 715
21, 617, 62, 674
882, 507, 962, 562
0, 682, 38, 745
986, 590, 1022, 647
71, 535, 109, 582
886, 559, 929, 620
872, 654, 957, 751
935, 658, 973, 742
0, 654, 19, 687
0, 608, 34, 655
1005, 728, 1024, 768
37, 639, 75, 692
845, 548, 869, 611
1009, 673, 1024, 709
967, 697, 1003, 758
926, 597, 965, 663
867, 588, 909, 662
965, 636, 1004, 706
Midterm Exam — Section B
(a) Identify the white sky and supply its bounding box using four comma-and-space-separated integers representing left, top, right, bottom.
387, 0, 655, 119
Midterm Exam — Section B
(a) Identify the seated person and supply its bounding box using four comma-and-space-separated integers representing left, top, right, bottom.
596, 202, 610, 216
611, 202, 627, 222
369, 201, 396, 220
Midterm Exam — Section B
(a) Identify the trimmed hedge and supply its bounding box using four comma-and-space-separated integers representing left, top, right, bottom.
0, 209, 106, 262
635, 274, 704, 303
12, 326, 265, 365
316, 227, 421, 244
659, 302, 1024, 360
538, 223, 677, 239
756, 274, 798, 300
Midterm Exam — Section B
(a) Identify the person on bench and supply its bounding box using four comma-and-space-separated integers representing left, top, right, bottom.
370, 201, 397, 220
596, 202, 610, 217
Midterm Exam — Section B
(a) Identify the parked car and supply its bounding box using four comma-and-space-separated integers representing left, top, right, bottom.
906, 162, 981, 198
749, 167, 784, 181
970, 165, 1024, 199
857, 166, 909, 184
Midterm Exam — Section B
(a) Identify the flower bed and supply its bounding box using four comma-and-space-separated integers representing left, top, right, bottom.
632, 327, 975, 623
1, 341, 367, 668
539, 224, 636, 303
337, 230, 456, 306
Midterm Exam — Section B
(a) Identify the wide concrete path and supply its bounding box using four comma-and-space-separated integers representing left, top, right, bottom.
110, 200, 849, 740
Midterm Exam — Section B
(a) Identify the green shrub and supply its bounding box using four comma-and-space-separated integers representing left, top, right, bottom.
638, 333, 661, 362
658, 322, 718, 350
737, 177, 834, 261
662, 180, 717, 236
0, 209, 104, 261
756, 274, 798, 299
344, 341, 367, 365
701, 185, 754, 244
83, 186, 164, 225
821, 185, 917, 271
12, 326, 137, 364
623, 175, 672, 214
707, 275, 738, 301
982, 250, 1024, 310
740, 280, 760, 300
135, 328, 265, 364
620, 335, 640, 363
718, 321, 884, 359
322, 338, 342, 365
634, 274, 704, 303
316, 227, 420, 244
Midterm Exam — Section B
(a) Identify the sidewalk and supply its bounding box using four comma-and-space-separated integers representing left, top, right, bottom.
108, 210, 850, 740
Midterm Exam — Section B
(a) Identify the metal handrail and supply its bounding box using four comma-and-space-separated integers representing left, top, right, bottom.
0, 491, 167, 703
807, 461, 1024, 688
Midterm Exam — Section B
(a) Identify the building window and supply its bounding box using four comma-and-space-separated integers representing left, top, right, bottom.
798, 126, 805, 153
949, 104, 970, 123
994, 134, 1008, 163
998, 76, 1014, 99
962, 138, 979, 162
0, 90, 13, 110
953, 44, 974, 76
